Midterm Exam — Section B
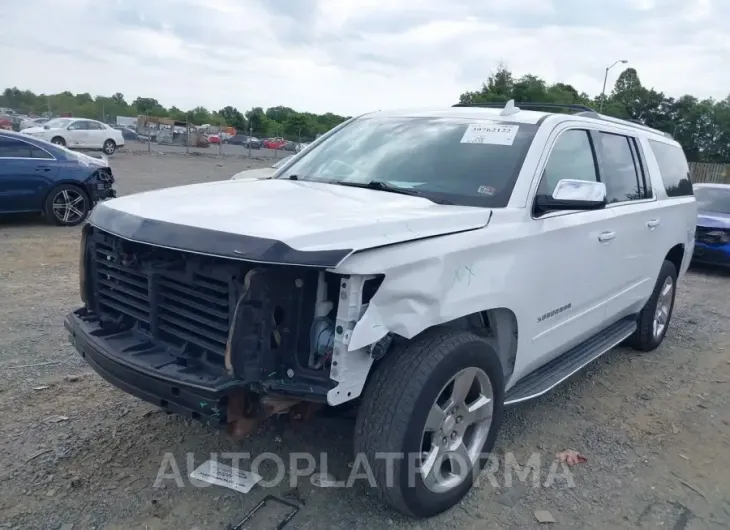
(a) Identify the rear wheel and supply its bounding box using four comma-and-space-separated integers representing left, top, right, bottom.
51, 136, 66, 146
102, 139, 116, 155
44, 184, 90, 226
354, 328, 504, 517
628, 260, 678, 351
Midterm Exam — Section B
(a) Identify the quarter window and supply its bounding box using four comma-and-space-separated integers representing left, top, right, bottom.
648, 140, 693, 197
30, 146, 53, 159
537, 129, 598, 197
598, 132, 642, 203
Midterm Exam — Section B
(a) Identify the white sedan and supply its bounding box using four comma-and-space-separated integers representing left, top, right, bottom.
22, 118, 125, 155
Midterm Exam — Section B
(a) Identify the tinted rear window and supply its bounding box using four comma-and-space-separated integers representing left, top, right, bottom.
648, 140, 693, 197
276, 116, 539, 207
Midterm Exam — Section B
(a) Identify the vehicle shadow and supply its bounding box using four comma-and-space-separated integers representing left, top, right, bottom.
688, 262, 730, 278
0, 212, 49, 228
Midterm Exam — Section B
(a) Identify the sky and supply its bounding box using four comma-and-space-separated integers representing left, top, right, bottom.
1, 0, 727, 116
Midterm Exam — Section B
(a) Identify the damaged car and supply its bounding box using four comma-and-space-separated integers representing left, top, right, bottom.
65, 101, 696, 517
0, 130, 115, 225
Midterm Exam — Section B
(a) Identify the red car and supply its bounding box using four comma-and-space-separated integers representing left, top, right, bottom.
207, 134, 221, 144
263, 137, 286, 149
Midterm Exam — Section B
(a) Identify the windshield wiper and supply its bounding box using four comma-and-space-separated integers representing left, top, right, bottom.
333, 180, 454, 204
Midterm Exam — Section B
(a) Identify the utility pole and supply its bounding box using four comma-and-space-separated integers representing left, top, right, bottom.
599, 59, 628, 113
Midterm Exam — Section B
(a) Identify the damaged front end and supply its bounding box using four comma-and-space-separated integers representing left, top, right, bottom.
85, 167, 117, 202
65, 225, 381, 437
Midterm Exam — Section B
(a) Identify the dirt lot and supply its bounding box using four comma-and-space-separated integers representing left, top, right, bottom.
0, 152, 729, 530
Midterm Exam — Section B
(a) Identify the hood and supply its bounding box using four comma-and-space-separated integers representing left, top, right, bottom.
697, 211, 730, 230
231, 167, 277, 180
89, 179, 492, 267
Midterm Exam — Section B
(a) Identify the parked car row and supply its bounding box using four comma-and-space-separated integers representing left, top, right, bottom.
224, 134, 263, 148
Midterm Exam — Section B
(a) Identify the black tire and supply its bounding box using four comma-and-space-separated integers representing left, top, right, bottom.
43, 184, 90, 226
51, 136, 66, 146
102, 139, 116, 155
354, 328, 505, 518
627, 260, 678, 351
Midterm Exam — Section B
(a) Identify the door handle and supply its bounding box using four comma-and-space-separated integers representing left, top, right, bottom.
598, 231, 615, 242
647, 219, 660, 229
35, 166, 51, 172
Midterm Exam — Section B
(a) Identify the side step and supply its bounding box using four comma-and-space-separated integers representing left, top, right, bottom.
504, 317, 637, 405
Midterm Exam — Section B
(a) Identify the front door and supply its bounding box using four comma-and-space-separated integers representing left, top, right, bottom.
513, 127, 620, 381
66, 120, 92, 147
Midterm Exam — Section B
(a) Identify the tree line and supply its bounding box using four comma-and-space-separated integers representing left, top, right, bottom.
459, 67, 730, 164
0, 89, 350, 142
3, 67, 728, 160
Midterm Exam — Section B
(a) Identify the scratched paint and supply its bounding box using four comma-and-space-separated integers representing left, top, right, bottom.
453, 264, 476, 286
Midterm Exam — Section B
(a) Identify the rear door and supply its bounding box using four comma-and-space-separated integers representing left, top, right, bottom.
0, 136, 59, 212
87, 121, 108, 148
594, 130, 661, 320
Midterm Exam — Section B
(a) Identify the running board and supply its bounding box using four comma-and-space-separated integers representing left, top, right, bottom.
504, 317, 637, 405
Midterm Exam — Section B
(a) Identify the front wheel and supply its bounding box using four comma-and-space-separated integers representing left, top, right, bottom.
627, 259, 678, 351
354, 328, 504, 518
51, 136, 66, 146
44, 184, 90, 226
102, 139, 117, 155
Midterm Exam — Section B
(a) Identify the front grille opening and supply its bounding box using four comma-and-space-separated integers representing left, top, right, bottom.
88, 228, 322, 381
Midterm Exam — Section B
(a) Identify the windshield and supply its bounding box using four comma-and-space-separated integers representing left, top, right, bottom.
694, 186, 730, 214
44, 118, 72, 129
275, 116, 538, 207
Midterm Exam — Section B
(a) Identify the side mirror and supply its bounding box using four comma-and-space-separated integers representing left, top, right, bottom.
535, 179, 606, 215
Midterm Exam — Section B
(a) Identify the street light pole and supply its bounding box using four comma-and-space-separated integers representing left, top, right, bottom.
599, 59, 628, 112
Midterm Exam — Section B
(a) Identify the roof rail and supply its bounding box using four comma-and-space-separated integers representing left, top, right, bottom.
453, 101, 595, 112
575, 111, 673, 139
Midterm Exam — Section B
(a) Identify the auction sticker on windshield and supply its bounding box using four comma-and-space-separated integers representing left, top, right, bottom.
461, 123, 519, 146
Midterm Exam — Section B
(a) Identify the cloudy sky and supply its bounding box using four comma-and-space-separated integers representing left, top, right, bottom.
1, 0, 727, 116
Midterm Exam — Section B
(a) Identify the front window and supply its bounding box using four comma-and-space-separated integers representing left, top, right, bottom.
44, 118, 72, 129
275, 116, 538, 207
694, 186, 730, 214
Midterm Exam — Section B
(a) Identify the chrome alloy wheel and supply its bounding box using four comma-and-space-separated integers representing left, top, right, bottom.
52, 188, 86, 224
420, 367, 493, 493
653, 276, 674, 340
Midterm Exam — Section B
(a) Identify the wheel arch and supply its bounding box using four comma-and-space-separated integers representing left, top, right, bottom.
665, 243, 685, 274
372, 307, 519, 382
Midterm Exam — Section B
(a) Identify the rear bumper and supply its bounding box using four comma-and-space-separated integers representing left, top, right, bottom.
65, 308, 235, 426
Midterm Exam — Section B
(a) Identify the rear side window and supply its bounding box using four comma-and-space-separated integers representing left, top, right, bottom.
648, 140, 693, 197
598, 132, 644, 203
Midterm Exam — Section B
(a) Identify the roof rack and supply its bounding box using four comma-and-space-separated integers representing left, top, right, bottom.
452, 101, 595, 112
453, 100, 674, 139
575, 111, 673, 139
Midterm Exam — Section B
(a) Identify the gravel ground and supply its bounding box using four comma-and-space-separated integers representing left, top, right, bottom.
0, 152, 729, 530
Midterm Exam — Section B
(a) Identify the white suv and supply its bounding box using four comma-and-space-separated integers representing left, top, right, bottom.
65, 101, 696, 517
